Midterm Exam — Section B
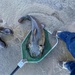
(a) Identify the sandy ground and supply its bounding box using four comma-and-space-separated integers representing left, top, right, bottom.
0, 0, 75, 75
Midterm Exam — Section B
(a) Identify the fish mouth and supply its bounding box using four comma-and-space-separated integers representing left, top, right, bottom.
30, 52, 42, 58
28, 44, 44, 58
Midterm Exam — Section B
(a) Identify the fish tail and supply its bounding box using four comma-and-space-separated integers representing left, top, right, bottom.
18, 15, 31, 23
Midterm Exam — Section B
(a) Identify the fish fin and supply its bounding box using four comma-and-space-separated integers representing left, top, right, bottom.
0, 38, 7, 48
33, 29, 37, 35
41, 23, 45, 28
0, 27, 4, 31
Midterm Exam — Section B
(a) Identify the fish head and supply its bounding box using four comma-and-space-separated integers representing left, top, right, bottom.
28, 43, 43, 57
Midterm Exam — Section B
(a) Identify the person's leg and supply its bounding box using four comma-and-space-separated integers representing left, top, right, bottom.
59, 61, 75, 72
70, 68, 75, 75
57, 31, 75, 58
66, 33, 75, 46
57, 31, 71, 42
59, 61, 75, 75
65, 33, 75, 58
64, 61, 75, 72
67, 41, 75, 58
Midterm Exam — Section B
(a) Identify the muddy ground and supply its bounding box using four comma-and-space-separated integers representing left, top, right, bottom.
0, 0, 75, 75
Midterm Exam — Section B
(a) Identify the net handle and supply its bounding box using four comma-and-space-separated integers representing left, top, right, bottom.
10, 60, 27, 75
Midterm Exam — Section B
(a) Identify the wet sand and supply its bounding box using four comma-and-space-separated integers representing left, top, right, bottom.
0, 0, 75, 75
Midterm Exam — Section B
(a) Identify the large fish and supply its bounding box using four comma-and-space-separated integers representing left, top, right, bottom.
18, 15, 45, 58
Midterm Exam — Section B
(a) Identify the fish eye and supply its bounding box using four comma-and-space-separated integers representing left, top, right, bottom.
4, 29, 11, 33
3, 28, 13, 34
40, 45, 43, 46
